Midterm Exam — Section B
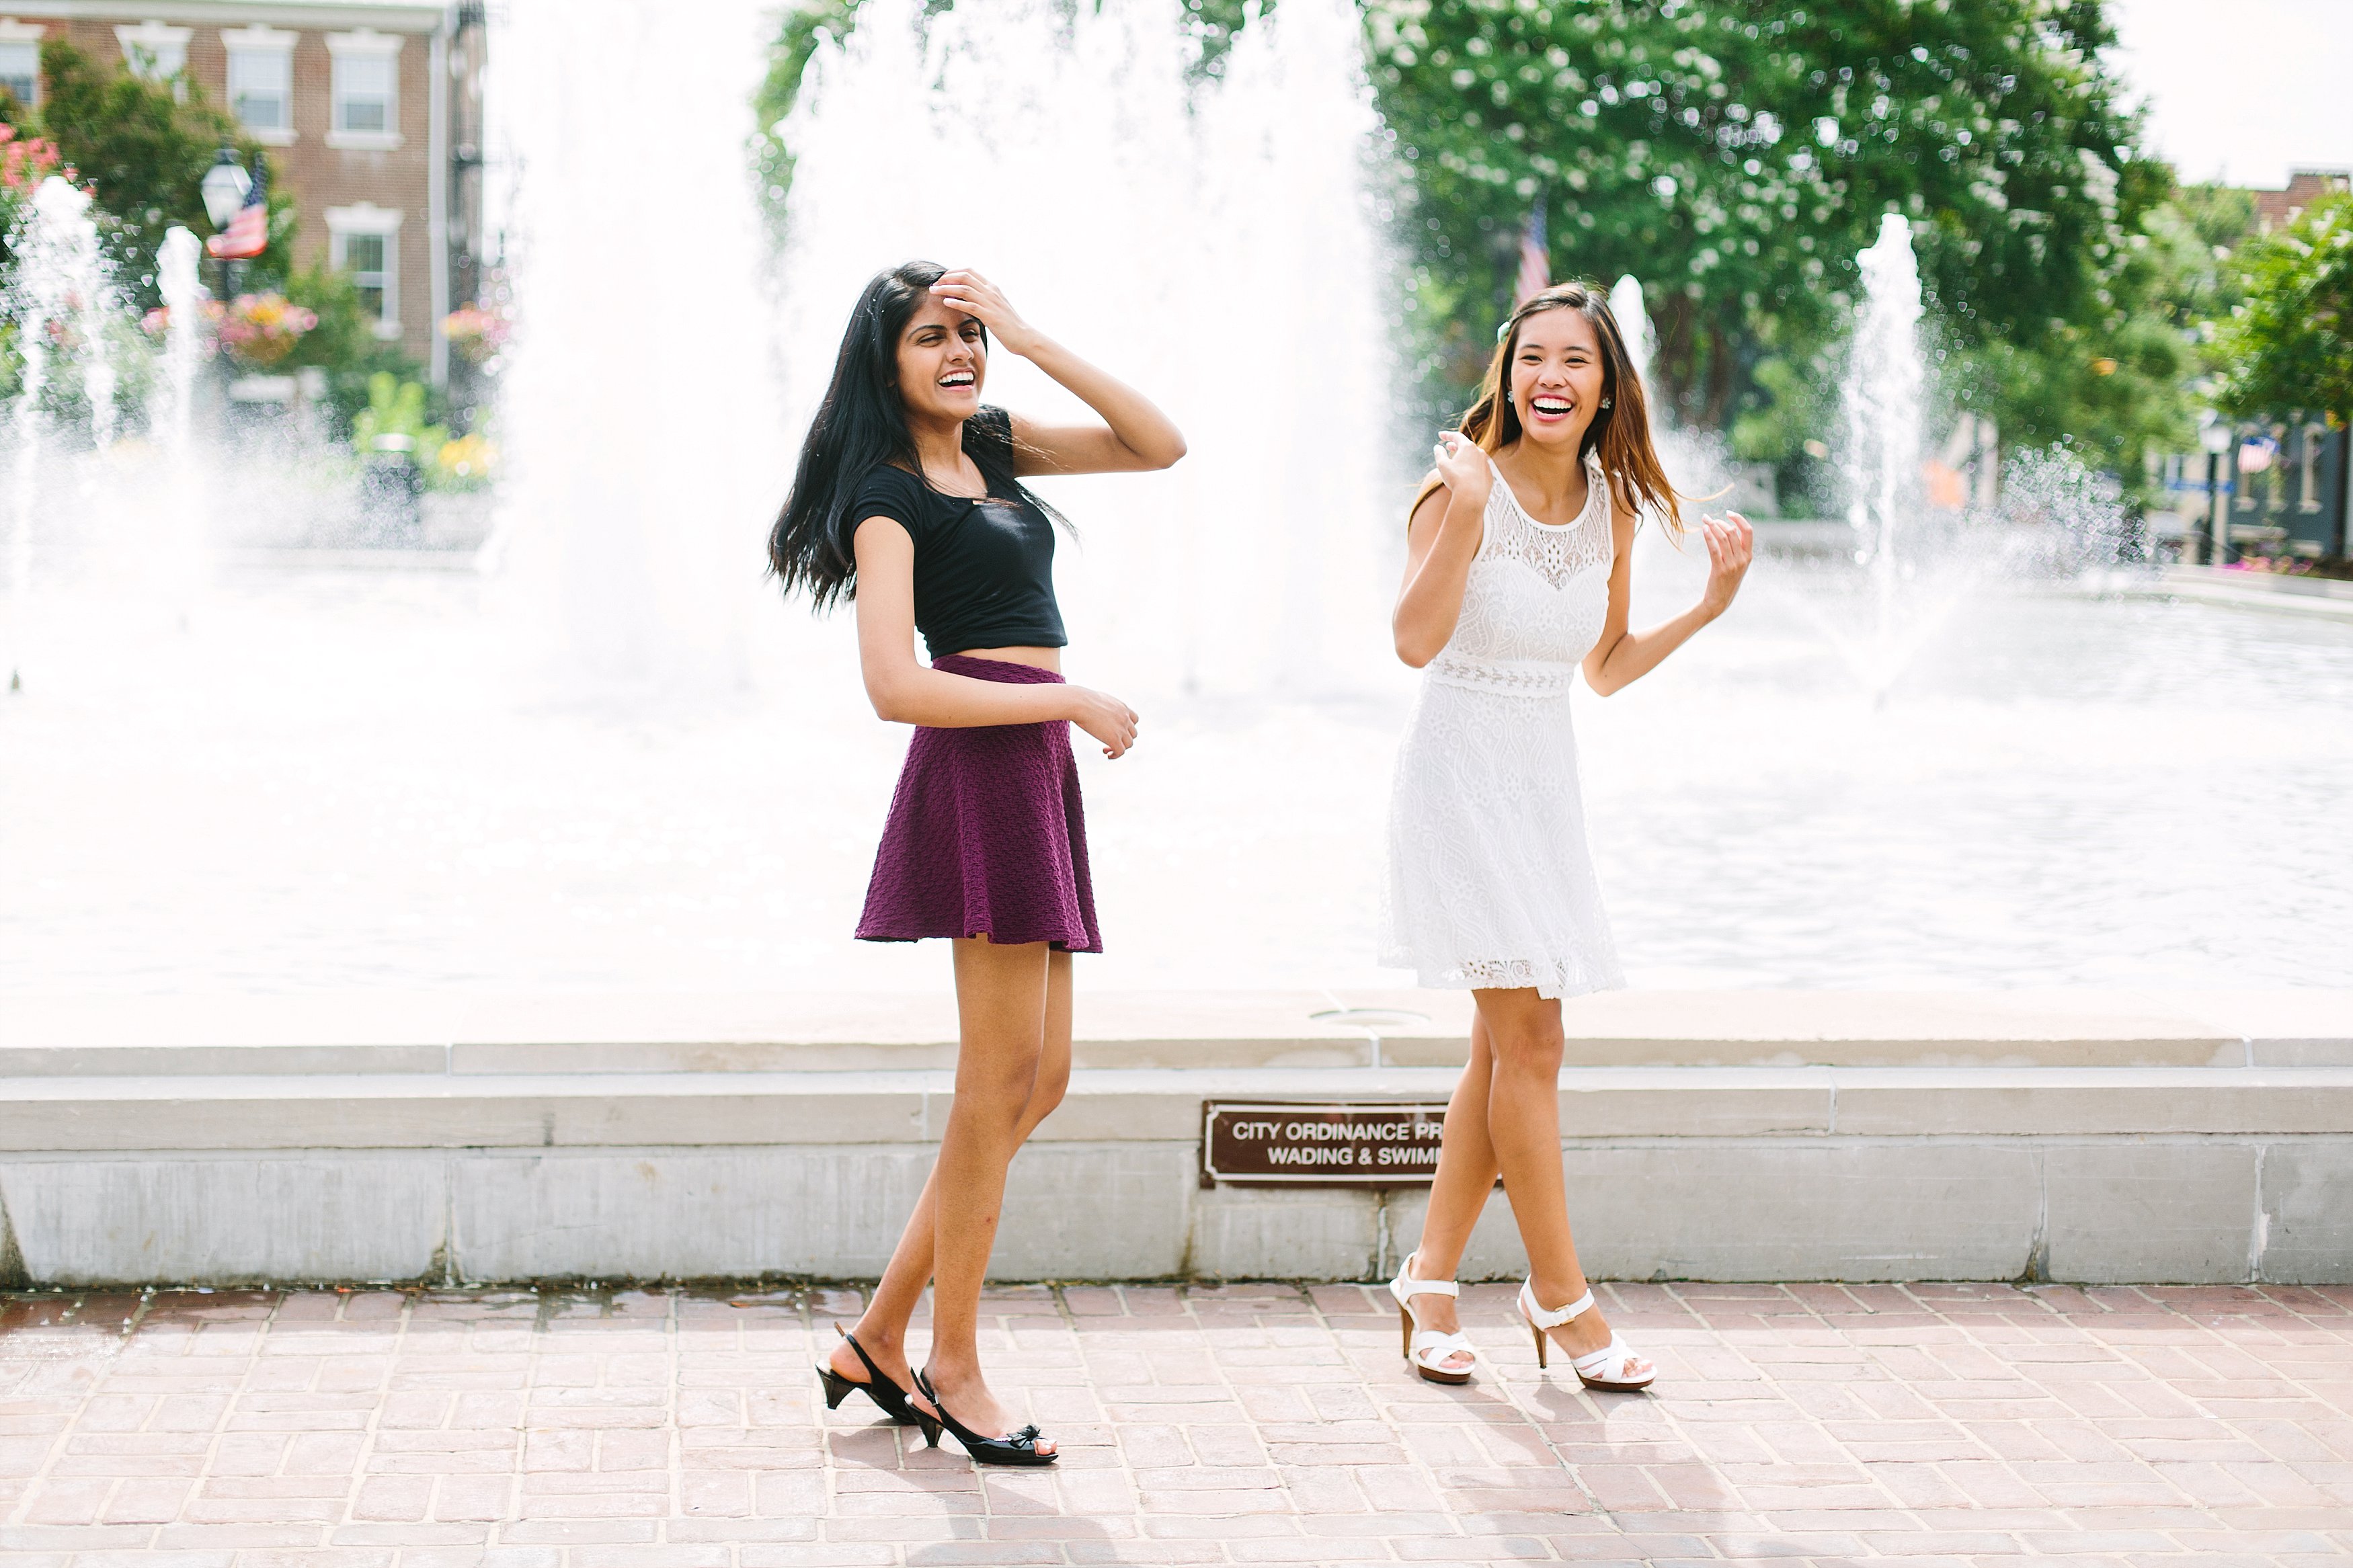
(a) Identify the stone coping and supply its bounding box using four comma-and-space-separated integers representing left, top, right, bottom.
4, 1062, 2348, 1152
2130, 567, 2353, 619
2163, 563, 2353, 600
1, 988, 2344, 1074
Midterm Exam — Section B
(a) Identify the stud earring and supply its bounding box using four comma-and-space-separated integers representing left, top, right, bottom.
1600, 397, 1613, 409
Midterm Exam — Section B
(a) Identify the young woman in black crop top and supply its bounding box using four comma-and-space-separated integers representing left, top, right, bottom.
770, 261, 1184, 1466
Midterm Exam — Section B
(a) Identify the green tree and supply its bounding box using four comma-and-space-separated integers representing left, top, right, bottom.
2219, 192, 2353, 419
3, 39, 292, 302
1365, 0, 2165, 464
1942, 171, 2233, 497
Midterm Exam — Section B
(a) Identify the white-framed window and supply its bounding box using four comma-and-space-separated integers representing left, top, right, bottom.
114, 20, 190, 95
223, 26, 296, 144
327, 30, 401, 150
326, 204, 403, 339
0, 19, 43, 108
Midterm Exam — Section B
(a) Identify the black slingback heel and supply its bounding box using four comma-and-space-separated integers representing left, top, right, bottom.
815, 1327, 939, 1444
912, 1368, 1058, 1467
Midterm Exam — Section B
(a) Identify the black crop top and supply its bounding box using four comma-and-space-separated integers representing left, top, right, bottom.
848, 407, 1066, 660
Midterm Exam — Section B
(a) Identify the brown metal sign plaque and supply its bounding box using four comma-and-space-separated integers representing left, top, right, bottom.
1200, 1102, 1448, 1187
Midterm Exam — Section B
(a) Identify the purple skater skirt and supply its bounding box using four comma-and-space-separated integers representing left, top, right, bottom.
854, 654, 1103, 954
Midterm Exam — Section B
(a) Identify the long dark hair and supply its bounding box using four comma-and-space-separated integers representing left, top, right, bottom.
768, 259, 1052, 608
1414, 281, 1685, 532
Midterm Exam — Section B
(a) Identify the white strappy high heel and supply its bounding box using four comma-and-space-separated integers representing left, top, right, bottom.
1516, 1281, 1656, 1392
1388, 1253, 1476, 1385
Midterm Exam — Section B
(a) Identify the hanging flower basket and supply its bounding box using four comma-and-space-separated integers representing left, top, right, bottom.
205, 293, 318, 370
442, 304, 510, 368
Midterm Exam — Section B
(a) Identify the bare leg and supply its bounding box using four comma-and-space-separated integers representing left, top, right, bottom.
1471, 986, 1648, 1374
832, 940, 1069, 1448
833, 949, 1072, 1395
1392, 1012, 1501, 1372
832, 951, 1072, 1389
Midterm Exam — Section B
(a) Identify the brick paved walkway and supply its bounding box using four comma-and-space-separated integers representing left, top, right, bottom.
2, 1281, 2348, 1566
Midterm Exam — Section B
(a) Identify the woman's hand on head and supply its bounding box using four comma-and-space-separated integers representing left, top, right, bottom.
1698, 511, 1755, 618
1066, 686, 1140, 759
933, 270, 1043, 358
1431, 431, 1492, 507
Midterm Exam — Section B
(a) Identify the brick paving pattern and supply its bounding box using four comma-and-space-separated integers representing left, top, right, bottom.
1, 1280, 2348, 1565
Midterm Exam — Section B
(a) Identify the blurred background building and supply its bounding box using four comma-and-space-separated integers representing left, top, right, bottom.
0, 0, 485, 382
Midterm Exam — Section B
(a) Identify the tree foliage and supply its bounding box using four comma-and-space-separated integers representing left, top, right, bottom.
1, 40, 291, 304
1364, 0, 2171, 469
2219, 192, 2353, 419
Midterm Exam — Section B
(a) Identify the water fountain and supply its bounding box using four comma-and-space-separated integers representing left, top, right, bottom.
1841, 214, 1926, 645
153, 227, 208, 614
153, 229, 204, 470
5, 175, 124, 690
1609, 274, 1654, 389
773, 0, 1397, 700
1748, 212, 2036, 701
479, 0, 787, 694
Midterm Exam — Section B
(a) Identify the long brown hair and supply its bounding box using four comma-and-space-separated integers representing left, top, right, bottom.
1414, 282, 1685, 532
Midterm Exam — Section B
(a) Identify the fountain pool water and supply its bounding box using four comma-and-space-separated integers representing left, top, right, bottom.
5, 552, 2347, 995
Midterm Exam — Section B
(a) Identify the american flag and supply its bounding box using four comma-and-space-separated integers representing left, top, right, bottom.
1514, 201, 1549, 304
206, 164, 270, 261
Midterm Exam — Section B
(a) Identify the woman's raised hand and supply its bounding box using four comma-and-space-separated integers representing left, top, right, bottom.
1431, 430, 1492, 505
1066, 687, 1141, 759
932, 270, 1043, 358
1698, 512, 1756, 618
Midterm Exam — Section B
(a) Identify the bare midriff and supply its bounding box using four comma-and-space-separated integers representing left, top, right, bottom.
949, 646, 1062, 673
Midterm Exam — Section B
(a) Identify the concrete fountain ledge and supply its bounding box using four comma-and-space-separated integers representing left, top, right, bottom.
1, 989, 2346, 1288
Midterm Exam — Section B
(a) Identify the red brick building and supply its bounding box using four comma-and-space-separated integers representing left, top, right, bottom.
2250, 167, 2350, 233
0, 1, 485, 382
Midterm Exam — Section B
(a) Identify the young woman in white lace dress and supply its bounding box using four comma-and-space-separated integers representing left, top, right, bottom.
1381, 283, 1753, 1392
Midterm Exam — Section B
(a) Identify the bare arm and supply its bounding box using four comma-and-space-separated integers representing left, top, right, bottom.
852, 518, 1140, 756
932, 270, 1185, 476
1392, 434, 1493, 667
1581, 505, 1754, 696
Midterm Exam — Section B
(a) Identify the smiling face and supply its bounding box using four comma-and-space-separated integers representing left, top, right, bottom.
893, 295, 986, 425
1507, 305, 1608, 452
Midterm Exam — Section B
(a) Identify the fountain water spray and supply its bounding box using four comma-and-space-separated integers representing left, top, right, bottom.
1840, 213, 1926, 651
482, 0, 786, 692
1609, 274, 1654, 390
1787, 213, 2084, 700
776, 0, 1395, 699
155, 226, 208, 613
154, 228, 204, 462
6, 177, 120, 689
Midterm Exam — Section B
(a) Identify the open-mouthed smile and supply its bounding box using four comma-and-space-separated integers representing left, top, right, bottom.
1527, 393, 1574, 422
938, 370, 976, 391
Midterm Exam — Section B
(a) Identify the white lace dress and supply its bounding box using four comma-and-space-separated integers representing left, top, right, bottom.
1381, 452, 1627, 999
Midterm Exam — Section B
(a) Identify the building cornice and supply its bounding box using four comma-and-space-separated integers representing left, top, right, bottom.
13, 2, 445, 34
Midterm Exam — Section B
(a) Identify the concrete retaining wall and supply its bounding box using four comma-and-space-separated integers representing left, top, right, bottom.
5, 1134, 2348, 1287
3, 989, 2346, 1286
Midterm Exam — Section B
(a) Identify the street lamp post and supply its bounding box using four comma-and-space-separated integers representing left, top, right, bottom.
198, 149, 251, 316
2199, 418, 2235, 566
